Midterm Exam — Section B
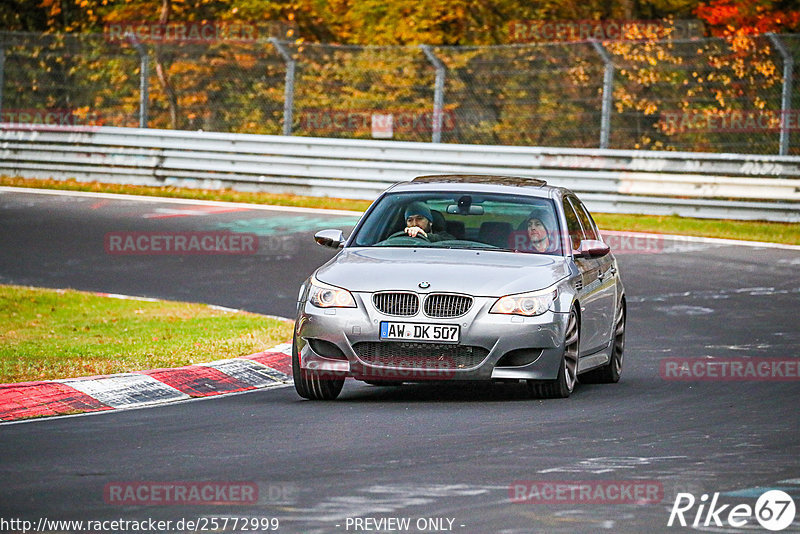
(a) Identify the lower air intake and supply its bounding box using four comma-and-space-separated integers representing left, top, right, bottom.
353, 342, 489, 370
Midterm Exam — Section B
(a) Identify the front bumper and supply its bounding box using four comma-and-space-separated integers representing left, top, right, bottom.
295, 292, 570, 382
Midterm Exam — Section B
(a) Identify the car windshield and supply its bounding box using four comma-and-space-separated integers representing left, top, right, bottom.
351, 191, 564, 255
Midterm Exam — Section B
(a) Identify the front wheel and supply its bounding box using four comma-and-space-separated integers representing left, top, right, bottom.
292, 335, 344, 400
528, 307, 579, 399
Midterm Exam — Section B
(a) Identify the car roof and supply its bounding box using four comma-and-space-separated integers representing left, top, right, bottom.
388, 174, 568, 199
413, 174, 547, 187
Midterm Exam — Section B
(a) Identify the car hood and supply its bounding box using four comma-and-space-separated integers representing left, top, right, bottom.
315, 247, 571, 296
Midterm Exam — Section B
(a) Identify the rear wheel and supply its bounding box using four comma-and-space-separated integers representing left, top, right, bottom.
528, 307, 579, 399
581, 301, 625, 384
292, 335, 345, 400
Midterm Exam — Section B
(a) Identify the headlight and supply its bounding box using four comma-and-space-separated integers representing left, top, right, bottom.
490, 288, 558, 317
308, 277, 356, 308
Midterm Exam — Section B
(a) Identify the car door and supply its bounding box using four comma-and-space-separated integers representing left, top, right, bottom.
572, 197, 617, 347
563, 196, 606, 355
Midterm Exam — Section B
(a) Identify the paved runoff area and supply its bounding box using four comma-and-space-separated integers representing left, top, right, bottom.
1, 187, 799, 533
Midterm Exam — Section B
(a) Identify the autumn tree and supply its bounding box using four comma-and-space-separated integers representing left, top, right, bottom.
695, 0, 800, 36
2, 0, 798, 152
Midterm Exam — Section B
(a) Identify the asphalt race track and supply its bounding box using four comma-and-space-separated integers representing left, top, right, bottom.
0, 189, 357, 318
1, 189, 799, 534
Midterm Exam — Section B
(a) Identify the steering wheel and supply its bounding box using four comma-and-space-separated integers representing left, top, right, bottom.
388, 230, 430, 241
374, 230, 431, 247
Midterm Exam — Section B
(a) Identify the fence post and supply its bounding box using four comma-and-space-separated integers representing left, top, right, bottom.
270, 38, 295, 136
0, 45, 5, 121
126, 33, 149, 129
767, 33, 794, 156
590, 40, 614, 150
420, 44, 446, 143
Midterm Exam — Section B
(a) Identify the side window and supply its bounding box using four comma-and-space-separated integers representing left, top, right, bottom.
571, 198, 600, 241
562, 198, 584, 251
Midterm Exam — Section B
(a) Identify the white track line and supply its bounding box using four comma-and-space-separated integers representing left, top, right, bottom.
0, 186, 363, 216
600, 229, 800, 251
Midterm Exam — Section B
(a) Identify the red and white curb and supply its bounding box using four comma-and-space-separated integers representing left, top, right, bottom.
0, 344, 293, 422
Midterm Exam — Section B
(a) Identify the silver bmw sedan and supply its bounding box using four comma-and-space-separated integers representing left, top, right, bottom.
292, 175, 626, 400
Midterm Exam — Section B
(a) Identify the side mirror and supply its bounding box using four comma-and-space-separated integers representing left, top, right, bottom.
314, 229, 346, 249
575, 239, 610, 258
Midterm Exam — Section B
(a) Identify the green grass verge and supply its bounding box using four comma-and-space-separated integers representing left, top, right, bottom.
2, 176, 798, 245
0, 285, 293, 384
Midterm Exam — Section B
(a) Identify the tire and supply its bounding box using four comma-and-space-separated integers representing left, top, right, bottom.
528, 307, 579, 399
581, 301, 625, 384
292, 335, 345, 400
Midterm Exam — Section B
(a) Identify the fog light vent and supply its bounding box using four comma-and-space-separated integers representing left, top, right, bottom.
308, 338, 347, 360
495, 348, 543, 368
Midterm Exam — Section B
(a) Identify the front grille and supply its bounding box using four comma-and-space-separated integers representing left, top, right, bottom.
353, 342, 489, 370
423, 293, 473, 318
373, 292, 419, 316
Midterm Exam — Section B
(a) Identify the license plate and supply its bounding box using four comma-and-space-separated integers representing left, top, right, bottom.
379, 322, 460, 343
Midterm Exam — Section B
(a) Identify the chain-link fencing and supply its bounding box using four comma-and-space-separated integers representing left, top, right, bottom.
1, 30, 798, 154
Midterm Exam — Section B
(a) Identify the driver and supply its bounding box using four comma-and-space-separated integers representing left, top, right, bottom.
525, 213, 558, 253
403, 202, 451, 242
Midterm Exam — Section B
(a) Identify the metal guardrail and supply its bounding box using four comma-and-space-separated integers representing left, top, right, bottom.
1, 125, 799, 222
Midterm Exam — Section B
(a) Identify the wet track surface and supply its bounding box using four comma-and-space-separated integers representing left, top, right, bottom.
1, 189, 799, 533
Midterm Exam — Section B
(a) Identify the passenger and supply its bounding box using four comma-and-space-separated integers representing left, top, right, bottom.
525, 215, 558, 253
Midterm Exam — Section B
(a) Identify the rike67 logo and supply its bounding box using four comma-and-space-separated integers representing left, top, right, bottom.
668, 490, 796, 531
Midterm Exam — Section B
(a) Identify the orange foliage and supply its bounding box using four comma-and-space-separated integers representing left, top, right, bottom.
695, 0, 800, 36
